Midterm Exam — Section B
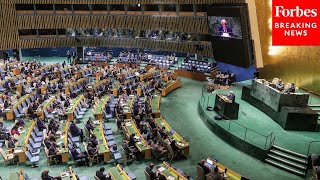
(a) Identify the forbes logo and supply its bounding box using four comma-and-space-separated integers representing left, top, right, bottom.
272, 0, 320, 46
274, 6, 317, 17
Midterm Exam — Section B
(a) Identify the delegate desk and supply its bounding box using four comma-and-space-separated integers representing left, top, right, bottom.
152, 95, 161, 118
121, 95, 134, 119
205, 157, 247, 180
13, 120, 35, 163
53, 121, 69, 163
214, 94, 239, 120
93, 121, 110, 162
35, 95, 56, 119
60, 167, 78, 180
93, 95, 110, 120
160, 80, 182, 97
123, 120, 151, 159
174, 69, 206, 81
65, 95, 84, 121
155, 117, 189, 156
242, 79, 317, 131
156, 161, 189, 180
108, 164, 131, 180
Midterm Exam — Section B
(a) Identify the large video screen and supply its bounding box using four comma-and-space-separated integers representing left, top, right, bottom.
208, 16, 242, 39
207, 4, 253, 68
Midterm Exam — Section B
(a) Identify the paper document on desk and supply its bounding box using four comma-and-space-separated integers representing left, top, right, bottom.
14, 149, 23, 153
19, 130, 26, 134
125, 122, 132, 126
167, 176, 175, 180
93, 121, 100, 125
158, 167, 165, 172
56, 131, 62, 135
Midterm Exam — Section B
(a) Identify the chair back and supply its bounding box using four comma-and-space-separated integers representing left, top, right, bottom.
0, 148, 7, 160
24, 172, 31, 180
14, 109, 20, 116
144, 170, 152, 180
196, 165, 206, 180
166, 144, 174, 158
25, 151, 32, 160
27, 144, 33, 151
206, 174, 214, 180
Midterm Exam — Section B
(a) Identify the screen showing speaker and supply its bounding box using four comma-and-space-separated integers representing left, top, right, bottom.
208, 16, 243, 39
207, 4, 253, 68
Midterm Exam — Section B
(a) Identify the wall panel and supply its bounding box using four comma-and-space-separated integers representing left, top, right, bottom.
17, 15, 210, 34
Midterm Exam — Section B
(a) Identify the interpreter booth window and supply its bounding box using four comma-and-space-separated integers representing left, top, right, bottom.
55, 4, 72, 14
126, 4, 142, 15
73, 4, 90, 14
92, 4, 108, 14
110, 4, 125, 15
38, 29, 57, 36
161, 4, 177, 16
195, 4, 207, 16
15, 4, 34, 10
18, 29, 37, 37
144, 5, 159, 15
179, 4, 194, 16
57, 29, 66, 37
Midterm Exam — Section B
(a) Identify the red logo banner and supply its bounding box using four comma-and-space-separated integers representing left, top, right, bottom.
272, 0, 320, 46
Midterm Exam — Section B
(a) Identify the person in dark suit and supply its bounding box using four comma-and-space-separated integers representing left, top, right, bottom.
210, 166, 226, 180
284, 83, 296, 94
197, 159, 211, 175
70, 144, 89, 165
129, 134, 136, 147
145, 163, 157, 180
89, 134, 98, 147
87, 142, 98, 156
85, 118, 95, 132
69, 121, 84, 141
41, 169, 61, 180
226, 91, 235, 103
218, 19, 233, 38
36, 118, 46, 131
95, 167, 110, 180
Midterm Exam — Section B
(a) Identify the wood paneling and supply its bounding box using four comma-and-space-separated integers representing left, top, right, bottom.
17, 15, 209, 34
18, 37, 214, 57
13, 0, 245, 4
0, 1, 18, 50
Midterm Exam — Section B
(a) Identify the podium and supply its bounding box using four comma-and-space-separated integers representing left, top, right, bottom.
214, 94, 239, 120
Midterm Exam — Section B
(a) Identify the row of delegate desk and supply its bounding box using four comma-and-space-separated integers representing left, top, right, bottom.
5, 93, 36, 120
160, 80, 183, 97
155, 117, 190, 156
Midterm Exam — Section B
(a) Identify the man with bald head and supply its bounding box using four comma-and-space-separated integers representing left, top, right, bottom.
41, 169, 61, 180
218, 19, 233, 37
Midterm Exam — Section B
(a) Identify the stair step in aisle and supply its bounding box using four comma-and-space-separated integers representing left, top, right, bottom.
265, 145, 307, 177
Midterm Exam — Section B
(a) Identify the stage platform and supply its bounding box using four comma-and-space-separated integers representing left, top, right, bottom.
199, 80, 320, 157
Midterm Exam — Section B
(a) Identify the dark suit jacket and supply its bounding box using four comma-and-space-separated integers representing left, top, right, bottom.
197, 163, 211, 174
218, 26, 233, 37
96, 171, 108, 180
41, 173, 54, 180
145, 167, 156, 180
